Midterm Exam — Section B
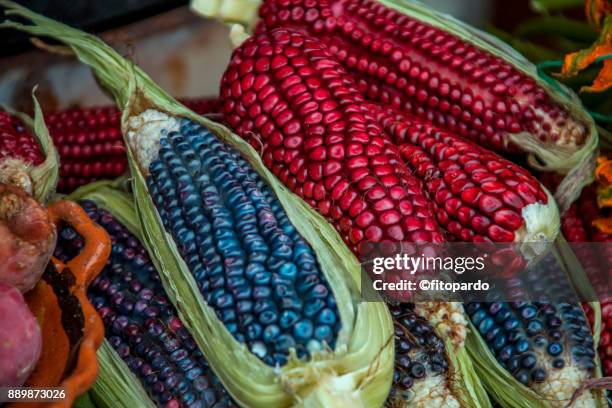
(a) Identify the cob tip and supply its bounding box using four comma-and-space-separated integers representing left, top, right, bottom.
415, 302, 468, 348
516, 188, 560, 259
0, 158, 34, 195
294, 372, 366, 408
190, 0, 260, 28
126, 109, 180, 174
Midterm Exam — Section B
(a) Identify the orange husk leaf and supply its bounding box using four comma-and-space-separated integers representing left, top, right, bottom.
559, 15, 612, 92
592, 216, 612, 233
586, 0, 612, 30
594, 155, 612, 184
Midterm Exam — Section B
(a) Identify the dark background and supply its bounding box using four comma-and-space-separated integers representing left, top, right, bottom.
0, 0, 187, 56
0, 0, 582, 57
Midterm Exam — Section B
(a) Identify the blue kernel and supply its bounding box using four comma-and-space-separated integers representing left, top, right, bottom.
485, 326, 501, 341
236, 300, 253, 314
471, 309, 487, 325
209, 275, 225, 290
224, 322, 238, 334
263, 325, 281, 343
318, 308, 337, 326
515, 369, 530, 385
533, 335, 548, 348
506, 357, 520, 373
520, 306, 537, 320
495, 308, 511, 323
233, 285, 252, 300
266, 256, 286, 271
488, 302, 503, 315
246, 323, 263, 341
170, 349, 188, 362
492, 334, 507, 351
280, 297, 303, 311
275, 284, 298, 300
279, 310, 300, 329
239, 314, 254, 327
521, 354, 537, 368
308, 284, 329, 299
259, 310, 278, 325
275, 335, 296, 351
531, 368, 547, 382
253, 286, 272, 300
526, 320, 544, 336
314, 325, 333, 342
507, 331, 521, 344
304, 300, 326, 318
293, 320, 314, 341
515, 340, 530, 354
547, 343, 563, 357
504, 318, 520, 331
254, 300, 274, 314
465, 303, 482, 315
478, 317, 495, 334
178, 357, 196, 371
499, 345, 514, 361
279, 263, 298, 282
552, 358, 565, 369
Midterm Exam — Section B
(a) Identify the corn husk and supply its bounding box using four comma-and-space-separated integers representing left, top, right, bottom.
190, 0, 599, 213
0, 3, 395, 407
91, 341, 155, 408
1, 90, 59, 202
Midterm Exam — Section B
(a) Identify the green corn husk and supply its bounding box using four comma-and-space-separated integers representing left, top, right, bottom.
0, 3, 395, 407
190, 0, 599, 213
1, 90, 59, 202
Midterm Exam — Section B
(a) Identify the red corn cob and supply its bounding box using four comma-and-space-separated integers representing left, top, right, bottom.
374, 104, 555, 243
254, 0, 587, 154
0, 110, 46, 194
46, 106, 125, 193
46, 97, 221, 193
221, 28, 444, 253
0, 110, 44, 165
221, 28, 558, 252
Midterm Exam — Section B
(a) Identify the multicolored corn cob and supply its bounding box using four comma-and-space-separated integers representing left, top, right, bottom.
559, 185, 612, 378
143, 116, 341, 366
252, 0, 588, 155
54, 200, 237, 408
46, 98, 221, 193
388, 303, 460, 407
466, 301, 597, 406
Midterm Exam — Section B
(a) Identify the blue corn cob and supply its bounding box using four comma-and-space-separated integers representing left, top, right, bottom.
466, 301, 597, 404
145, 118, 341, 367
54, 201, 237, 408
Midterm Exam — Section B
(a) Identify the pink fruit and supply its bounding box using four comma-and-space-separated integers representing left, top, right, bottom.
0, 183, 56, 293
0, 283, 42, 387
